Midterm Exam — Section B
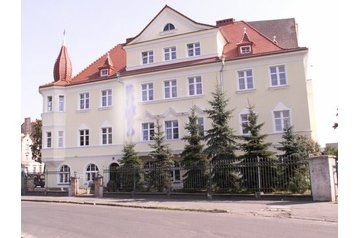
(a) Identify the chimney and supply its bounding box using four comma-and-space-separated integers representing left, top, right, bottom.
216, 18, 234, 26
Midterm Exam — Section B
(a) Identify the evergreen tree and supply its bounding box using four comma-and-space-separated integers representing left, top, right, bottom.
181, 108, 208, 191
118, 143, 143, 191
239, 105, 275, 192
147, 118, 174, 192
204, 85, 241, 192
277, 126, 306, 158
30, 119, 42, 164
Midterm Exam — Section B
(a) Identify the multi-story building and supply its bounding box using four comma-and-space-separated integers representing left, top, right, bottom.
21, 117, 44, 174
39, 5, 316, 189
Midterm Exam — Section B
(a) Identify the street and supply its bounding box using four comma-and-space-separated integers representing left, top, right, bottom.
22, 201, 337, 238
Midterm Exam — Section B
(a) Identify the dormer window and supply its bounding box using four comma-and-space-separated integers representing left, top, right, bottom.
240, 45, 252, 54
163, 23, 175, 31
100, 68, 109, 77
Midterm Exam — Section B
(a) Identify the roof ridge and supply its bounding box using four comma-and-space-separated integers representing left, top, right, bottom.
72, 43, 123, 80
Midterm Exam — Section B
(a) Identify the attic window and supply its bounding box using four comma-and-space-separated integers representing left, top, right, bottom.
163, 23, 175, 31
240, 45, 252, 54
100, 68, 109, 77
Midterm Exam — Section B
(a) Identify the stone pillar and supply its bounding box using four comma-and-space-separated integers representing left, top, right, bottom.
94, 175, 103, 198
68, 176, 79, 197
309, 155, 338, 202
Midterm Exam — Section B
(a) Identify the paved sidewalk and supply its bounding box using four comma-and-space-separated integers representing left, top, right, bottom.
21, 196, 337, 223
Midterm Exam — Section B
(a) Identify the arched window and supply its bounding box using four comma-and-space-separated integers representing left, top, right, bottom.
163, 23, 175, 31
86, 163, 99, 182
59, 165, 70, 184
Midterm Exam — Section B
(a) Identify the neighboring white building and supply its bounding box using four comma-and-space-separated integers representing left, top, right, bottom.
21, 117, 44, 174
39, 5, 316, 189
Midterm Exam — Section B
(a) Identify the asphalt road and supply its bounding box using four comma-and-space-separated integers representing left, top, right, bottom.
21, 201, 337, 238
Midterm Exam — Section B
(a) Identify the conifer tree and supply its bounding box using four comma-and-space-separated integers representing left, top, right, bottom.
204, 85, 241, 192
181, 108, 207, 191
147, 118, 174, 192
239, 105, 275, 192
30, 119, 42, 164
118, 143, 143, 191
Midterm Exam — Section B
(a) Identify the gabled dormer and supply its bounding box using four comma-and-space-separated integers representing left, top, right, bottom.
237, 28, 254, 56
98, 53, 114, 77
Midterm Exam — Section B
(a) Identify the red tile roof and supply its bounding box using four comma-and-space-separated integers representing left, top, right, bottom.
40, 11, 305, 89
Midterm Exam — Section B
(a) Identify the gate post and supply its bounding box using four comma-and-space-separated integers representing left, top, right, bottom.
94, 175, 103, 198
309, 155, 338, 202
69, 175, 79, 196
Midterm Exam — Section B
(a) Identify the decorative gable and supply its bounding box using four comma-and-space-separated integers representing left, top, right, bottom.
126, 5, 214, 45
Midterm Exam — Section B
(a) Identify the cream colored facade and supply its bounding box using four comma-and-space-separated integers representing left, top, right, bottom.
40, 7, 315, 189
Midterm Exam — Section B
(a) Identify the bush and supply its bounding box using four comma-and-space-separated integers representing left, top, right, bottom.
106, 180, 117, 192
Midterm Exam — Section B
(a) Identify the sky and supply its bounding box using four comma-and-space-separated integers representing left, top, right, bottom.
20, 0, 340, 146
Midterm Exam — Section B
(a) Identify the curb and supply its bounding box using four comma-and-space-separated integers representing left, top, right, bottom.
21, 199, 228, 214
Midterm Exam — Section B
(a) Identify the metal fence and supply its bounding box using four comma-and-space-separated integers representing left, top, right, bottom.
103, 156, 311, 195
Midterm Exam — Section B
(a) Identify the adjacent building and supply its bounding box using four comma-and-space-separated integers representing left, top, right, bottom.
39, 5, 316, 189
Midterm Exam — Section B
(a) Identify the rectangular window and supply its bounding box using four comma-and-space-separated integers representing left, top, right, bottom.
274, 110, 291, 132
101, 89, 112, 107
142, 83, 154, 101
164, 47, 176, 61
79, 129, 89, 146
58, 131, 64, 148
240, 45, 252, 54
238, 70, 254, 90
79, 93, 89, 110
58, 95, 64, 112
240, 114, 249, 135
165, 120, 179, 140
102, 127, 112, 145
142, 51, 154, 64
164, 80, 177, 99
100, 68, 109, 77
188, 76, 202, 96
187, 42, 200, 57
47, 96, 53, 112
197, 117, 204, 136
46, 132, 52, 148
270, 65, 287, 86
142, 122, 155, 141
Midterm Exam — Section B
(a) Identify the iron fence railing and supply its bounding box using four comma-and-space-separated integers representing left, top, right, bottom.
103, 156, 311, 195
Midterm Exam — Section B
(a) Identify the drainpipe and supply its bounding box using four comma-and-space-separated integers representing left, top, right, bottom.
219, 57, 225, 91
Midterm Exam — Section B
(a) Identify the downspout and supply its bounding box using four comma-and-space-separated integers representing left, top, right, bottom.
219, 56, 225, 92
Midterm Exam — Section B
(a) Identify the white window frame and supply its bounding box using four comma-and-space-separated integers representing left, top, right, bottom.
47, 96, 53, 112
165, 120, 179, 140
142, 50, 154, 65
237, 69, 254, 91
273, 110, 291, 132
171, 161, 181, 182
163, 23, 175, 31
164, 80, 177, 99
46, 131, 52, 148
188, 76, 203, 96
270, 65, 287, 87
197, 117, 205, 136
86, 163, 99, 182
100, 68, 109, 77
142, 122, 155, 141
164, 46, 176, 61
142, 83, 154, 101
240, 114, 250, 135
79, 129, 89, 147
58, 165, 70, 184
101, 127, 112, 145
58, 95, 64, 112
58, 130, 64, 148
240, 45, 252, 54
187, 42, 200, 57
79, 92, 90, 110
101, 89, 112, 107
